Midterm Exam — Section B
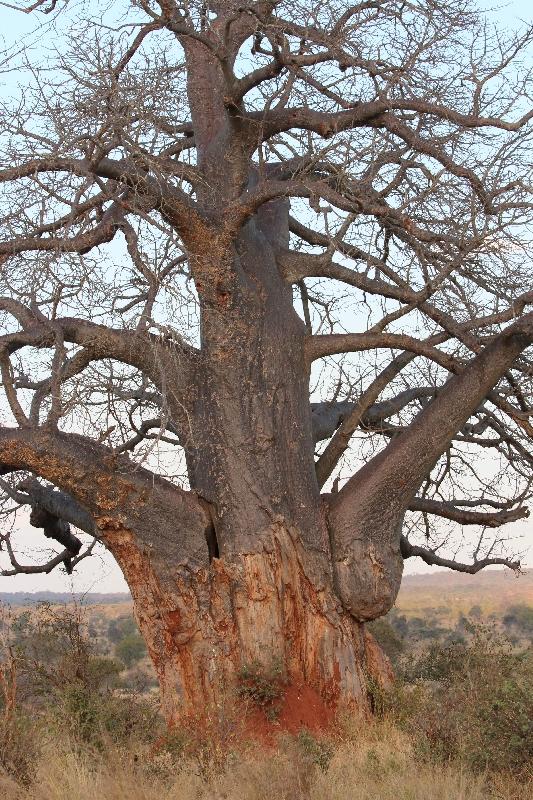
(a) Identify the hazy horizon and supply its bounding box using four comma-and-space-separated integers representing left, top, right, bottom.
1, 511, 530, 595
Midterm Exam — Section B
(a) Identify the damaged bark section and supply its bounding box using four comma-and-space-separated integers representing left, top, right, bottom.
111, 521, 385, 723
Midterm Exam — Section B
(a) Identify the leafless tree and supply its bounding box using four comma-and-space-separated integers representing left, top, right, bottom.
0, 0, 531, 721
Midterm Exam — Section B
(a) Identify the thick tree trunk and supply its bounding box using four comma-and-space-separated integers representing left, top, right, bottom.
186, 237, 329, 561
102, 218, 394, 724
87, 39, 394, 724
0, 208, 397, 726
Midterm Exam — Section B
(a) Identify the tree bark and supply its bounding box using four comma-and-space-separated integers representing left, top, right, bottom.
0, 222, 392, 723
128, 216, 389, 721
117, 520, 384, 723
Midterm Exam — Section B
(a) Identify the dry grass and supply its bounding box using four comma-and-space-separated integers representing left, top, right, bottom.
1, 606, 531, 800
1, 716, 530, 800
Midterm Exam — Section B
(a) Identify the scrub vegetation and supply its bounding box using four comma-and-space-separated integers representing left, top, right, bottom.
0, 595, 531, 799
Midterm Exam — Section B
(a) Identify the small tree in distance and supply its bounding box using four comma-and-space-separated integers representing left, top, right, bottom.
0, 0, 531, 722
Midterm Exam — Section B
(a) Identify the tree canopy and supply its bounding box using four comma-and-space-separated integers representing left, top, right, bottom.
0, 0, 531, 582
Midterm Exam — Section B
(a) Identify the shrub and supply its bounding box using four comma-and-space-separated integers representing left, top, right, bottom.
503, 605, 533, 639
0, 639, 38, 786
59, 687, 159, 748
108, 615, 139, 645
115, 633, 147, 668
2, 604, 161, 756
367, 618, 404, 665
296, 729, 334, 772
237, 659, 285, 719
387, 624, 533, 774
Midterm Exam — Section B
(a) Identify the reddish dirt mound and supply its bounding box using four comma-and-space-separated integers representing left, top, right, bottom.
244, 683, 335, 744
152, 682, 340, 753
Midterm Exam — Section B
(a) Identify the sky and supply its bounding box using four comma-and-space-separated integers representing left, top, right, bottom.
0, 0, 531, 594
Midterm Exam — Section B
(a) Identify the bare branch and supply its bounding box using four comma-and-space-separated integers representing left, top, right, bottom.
0, 425, 211, 563
307, 332, 454, 371
332, 313, 533, 523
0, 538, 97, 577
407, 498, 530, 528
0, 302, 198, 402
400, 535, 520, 573
314, 353, 416, 486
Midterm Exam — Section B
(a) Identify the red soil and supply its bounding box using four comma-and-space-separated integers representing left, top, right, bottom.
244, 683, 335, 745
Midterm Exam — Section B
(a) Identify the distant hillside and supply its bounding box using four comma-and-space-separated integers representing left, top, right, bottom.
396, 569, 532, 620
1, 569, 531, 620
0, 591, 131, 607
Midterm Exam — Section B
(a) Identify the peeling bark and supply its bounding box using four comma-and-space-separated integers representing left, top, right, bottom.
112, 521, 378, 722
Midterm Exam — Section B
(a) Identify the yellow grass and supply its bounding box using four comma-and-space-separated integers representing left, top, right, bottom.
1, 717, 530, 800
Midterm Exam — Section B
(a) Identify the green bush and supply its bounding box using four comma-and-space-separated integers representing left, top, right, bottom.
54, 683, 160, 749
237, 659, 285, 719
2, 604, 160, 756
115, 633, 147, 668
108, 615, 139, 644
296, 729, 333, 772
503, 604, 533, 639
367, 618, 404, 665
386, 624, 533, 774
469, 651, 532, 772
0, 711, 38, 787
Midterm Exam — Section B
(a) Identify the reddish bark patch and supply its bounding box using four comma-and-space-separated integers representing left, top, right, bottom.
244, 682, 335, 745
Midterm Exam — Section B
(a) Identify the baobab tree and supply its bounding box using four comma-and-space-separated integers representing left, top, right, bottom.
0, 0, 532, 722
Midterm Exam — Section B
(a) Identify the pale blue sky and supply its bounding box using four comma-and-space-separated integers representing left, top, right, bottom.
0, 0, 531, 593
